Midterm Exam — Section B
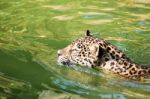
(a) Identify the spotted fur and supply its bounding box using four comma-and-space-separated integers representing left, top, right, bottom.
57, 30, 150, 80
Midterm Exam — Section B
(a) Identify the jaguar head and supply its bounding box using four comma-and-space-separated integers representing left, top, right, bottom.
57, 30, 104, 67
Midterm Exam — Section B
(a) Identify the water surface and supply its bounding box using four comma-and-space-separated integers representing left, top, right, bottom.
0, 0, 150, 99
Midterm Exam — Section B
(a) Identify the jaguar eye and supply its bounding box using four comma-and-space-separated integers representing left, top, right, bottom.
77, 44, 81, 49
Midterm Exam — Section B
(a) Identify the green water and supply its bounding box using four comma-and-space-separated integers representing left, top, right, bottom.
0, 0, 150, 99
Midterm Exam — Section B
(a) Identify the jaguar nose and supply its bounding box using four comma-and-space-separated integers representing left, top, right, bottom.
57, 50, 62, 56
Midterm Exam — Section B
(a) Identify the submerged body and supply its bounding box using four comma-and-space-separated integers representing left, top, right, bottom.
57, 30, 150, 80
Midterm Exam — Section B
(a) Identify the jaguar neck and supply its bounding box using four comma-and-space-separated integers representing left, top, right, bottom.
100, 55, 150, 79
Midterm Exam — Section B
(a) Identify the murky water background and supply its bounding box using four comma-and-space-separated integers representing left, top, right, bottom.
0, 0, 150, 99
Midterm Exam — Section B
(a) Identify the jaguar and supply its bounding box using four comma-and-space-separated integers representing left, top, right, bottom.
57, 30, 150, 80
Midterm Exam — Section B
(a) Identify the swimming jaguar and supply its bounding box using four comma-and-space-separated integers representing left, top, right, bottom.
57, 30, 150, 80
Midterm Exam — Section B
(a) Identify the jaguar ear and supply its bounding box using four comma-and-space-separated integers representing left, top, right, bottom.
86, 30, 92, 36
89, 44, 104, 58
97, 46, 104, 58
